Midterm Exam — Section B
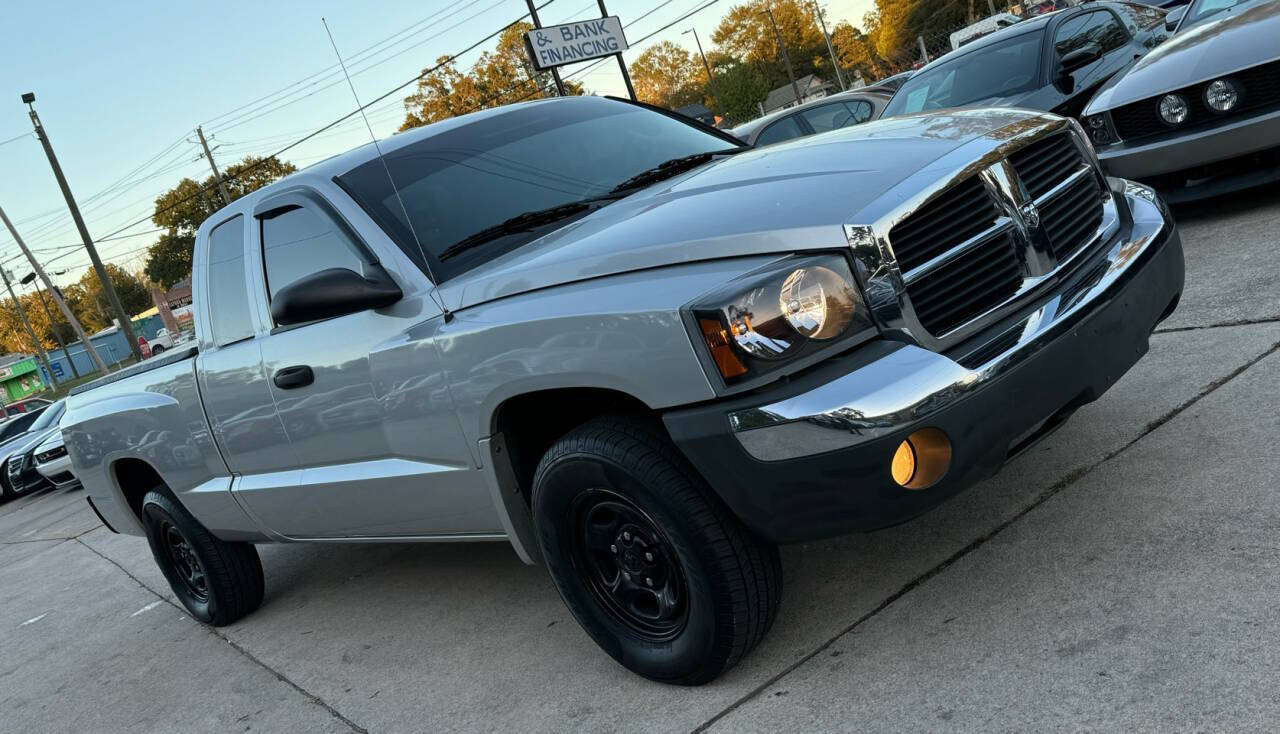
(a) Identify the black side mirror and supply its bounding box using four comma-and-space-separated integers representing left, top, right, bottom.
271, 265, 402, 326
1165, 5, 1186, 31
1060, 43, 1103, 76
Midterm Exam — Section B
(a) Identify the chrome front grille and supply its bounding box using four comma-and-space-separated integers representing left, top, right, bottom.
878, 126, 1110, 341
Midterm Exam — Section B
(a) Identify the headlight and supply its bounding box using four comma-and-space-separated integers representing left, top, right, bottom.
1083, 114, 1116, 146
1158, 94, 1188, 125
689, 254, 874, 385
1204, 79, 1239, 112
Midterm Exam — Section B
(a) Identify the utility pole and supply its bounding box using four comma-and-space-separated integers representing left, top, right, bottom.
196, 126, 232, 206
0, 267, 58, 390
0, 204, 109, 374
597, 0, 637, 101
525, 0, 567, 96
764, 9, 803, 109
22, 273, 80, 379
811, 1, 846, 91
684, 28, 723, 118
23, 93, 142, 362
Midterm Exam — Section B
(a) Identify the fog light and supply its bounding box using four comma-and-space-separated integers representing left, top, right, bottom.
891, 428, 952, 490
1159, 94, 1188, 125
891, 440, 917, 486
1204, 79, 1238, 112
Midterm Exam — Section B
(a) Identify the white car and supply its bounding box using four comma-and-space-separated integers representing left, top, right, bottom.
949, 12, 1021, 49
33, 432, 79, 489
148, 327, 193, 356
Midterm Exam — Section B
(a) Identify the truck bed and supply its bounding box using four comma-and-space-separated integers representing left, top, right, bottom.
67, 345, 199, 397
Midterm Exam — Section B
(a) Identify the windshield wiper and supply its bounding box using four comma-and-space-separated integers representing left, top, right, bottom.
438, 196, 620, 261
609, 148, 747, 195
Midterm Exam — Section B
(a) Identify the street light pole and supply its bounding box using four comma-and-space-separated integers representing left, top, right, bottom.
22, 272, 80, 379
763, 9, 804, 108
683, 28, 724, 118
811, 1, 846, 90
22, 92, 142, 362
0, 267, 58, 390
0, 203, 109, 374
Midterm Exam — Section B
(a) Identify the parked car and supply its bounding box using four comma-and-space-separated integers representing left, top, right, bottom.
950, 12, 1022, 49
860, 70, 914, 95
882, 2, 1171, 122
730, 90, 891, 146
1081, 0, 1279, 201
1163, 0, 1262, 31
33, 431, 79, 489
0, 400, 65, 500
63, 95, 1183, 684
147, 327, 192, 356
0, 397, 52, 421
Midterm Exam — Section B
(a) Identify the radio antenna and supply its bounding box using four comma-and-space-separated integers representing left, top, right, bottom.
321, 17, 451, 320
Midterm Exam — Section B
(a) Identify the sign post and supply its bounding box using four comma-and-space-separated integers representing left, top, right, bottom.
524, 13, 634, 100
524, 0, 566, 96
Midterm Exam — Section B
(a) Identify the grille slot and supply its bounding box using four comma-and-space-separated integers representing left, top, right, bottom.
1040, 176, 1104, 262
1111, 59, 1280, 143
889, 176, 999, 273
906, 232, 1022, 336
1008, 133, 1086, 199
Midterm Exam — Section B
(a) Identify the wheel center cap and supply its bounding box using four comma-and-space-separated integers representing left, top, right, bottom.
621, 549, 644, 574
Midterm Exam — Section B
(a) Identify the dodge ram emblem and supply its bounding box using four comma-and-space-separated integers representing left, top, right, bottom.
1018, 200, 1041, 229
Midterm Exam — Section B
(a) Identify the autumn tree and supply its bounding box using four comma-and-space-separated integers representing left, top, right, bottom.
144, 155, 297, 289
630, 41, 705, 110
0, 291, 67, 353
712, 0, 825, 66
709, 57, 771, 124
63, 264, 152, 332
831, 22, 887, 80
400, 23, 582, 130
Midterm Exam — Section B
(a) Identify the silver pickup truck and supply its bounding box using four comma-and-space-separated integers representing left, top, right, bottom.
65, 96, 1183, 684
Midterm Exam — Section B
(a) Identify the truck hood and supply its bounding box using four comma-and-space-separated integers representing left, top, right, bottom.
439, 109, 1042, 310
1086, 0, 1280, 113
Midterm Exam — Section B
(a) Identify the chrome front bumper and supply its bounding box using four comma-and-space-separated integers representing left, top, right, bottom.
730, 182, 1175, 462
1097, 107, 1280, 179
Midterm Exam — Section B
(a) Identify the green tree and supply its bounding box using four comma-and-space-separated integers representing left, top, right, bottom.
400, 23, 583, 130
66, 264, 152, 330
630, 41, 705, 110
710, 57, 771, 124
712, 0, 825, 66
144, 155, 296, 290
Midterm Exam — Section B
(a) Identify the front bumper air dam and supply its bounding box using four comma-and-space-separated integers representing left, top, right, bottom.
1097, 106, 1280, 181
663, 185, 1184, 545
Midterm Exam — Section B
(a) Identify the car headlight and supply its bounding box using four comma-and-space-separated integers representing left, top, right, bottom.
1159, 94, 1188, 125
1083, 114, 1116, 146
1204, 79, 1240, 112
688, 253, 875, 385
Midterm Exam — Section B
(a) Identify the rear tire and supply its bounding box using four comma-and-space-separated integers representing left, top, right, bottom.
533, 417, 781, 685
140, 488, 264, 626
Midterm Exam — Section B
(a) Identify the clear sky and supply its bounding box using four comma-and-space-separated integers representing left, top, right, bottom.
0, 0, 873, 291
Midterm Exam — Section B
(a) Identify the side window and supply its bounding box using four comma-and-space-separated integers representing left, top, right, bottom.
206, 216, 255, 346
1056, 11, 1128, 58
799, 103, 854, 134
849, 100, 873, 124
754, 115, 806, 146
259, 204, 367, 304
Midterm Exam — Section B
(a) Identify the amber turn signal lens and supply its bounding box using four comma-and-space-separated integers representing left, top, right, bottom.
891, 428, 951, 490
699, 318, 747, 379
891, 439, 917, 486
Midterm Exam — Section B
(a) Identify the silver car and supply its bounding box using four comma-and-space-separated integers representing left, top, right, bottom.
1082, 0, 1280, 200
730, 90, 891, 147
34, 432, 79, 489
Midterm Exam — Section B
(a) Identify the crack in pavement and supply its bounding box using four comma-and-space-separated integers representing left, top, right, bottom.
72, 537, 369, 734
693, 339, 1280, 733
1154, 315, 1280, 334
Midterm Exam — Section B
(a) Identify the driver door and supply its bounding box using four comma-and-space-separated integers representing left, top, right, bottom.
1053, 9, 1134, 116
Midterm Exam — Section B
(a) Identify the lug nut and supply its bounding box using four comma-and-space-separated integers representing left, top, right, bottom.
622, 531, 631, 541
610, 544, 617, 553
644, 552, 653, 562
645, 577, 653, 586
623, 572, 631, 580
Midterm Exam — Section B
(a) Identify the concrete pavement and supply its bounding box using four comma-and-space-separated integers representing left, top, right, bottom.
1, 183, 1277, 732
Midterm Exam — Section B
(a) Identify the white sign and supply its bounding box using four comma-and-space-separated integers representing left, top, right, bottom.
525, 16, 629, 71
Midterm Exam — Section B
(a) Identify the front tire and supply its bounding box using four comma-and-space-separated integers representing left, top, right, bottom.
140, 488, 264, 626
533, 417, 781, 685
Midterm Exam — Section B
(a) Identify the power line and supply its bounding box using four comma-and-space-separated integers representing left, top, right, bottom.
0, 132, 32, 147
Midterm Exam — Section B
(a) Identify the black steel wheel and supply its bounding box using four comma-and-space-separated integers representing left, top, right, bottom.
569, 489, 688, 641
140, 487, 264, 626
533, 416, 781, 685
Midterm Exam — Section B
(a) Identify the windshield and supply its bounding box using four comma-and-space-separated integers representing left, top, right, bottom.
30, 401, 64, 432
338, 97, 740, 282
884, 32, 1043, 116
1186, 0, 1256, 23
